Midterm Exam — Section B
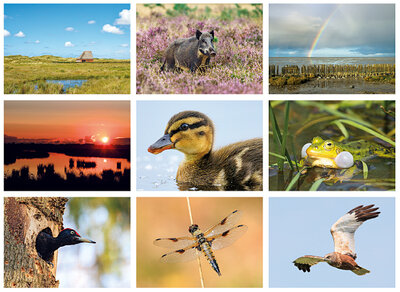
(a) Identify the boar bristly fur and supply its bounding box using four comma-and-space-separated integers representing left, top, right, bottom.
161, 30, 216, 73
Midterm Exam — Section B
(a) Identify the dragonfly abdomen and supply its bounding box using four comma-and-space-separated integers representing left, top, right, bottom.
201, 241, 221, 276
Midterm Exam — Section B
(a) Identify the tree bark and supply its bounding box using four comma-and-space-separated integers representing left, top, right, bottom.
4, 197, 68, 288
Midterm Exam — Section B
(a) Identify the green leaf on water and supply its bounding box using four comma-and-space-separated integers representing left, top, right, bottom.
361, 160, 368, 180
309, 178, 325, 191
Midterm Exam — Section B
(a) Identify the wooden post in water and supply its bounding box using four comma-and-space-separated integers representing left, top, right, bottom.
269, 63, 395, 78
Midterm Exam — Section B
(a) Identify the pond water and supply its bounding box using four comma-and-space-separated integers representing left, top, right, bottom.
5, 152, 130, 179
269, 101, 395, 191
46, 79, 87, 90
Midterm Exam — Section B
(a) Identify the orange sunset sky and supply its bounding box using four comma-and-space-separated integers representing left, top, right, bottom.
5, 101, 130, 144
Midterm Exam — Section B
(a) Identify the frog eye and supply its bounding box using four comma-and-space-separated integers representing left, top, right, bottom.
301, 143, 312, 158
324, 141, 334, 150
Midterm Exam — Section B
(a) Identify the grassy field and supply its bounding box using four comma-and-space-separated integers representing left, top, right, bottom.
136, 4, 263, 94
4, 55, 130, 94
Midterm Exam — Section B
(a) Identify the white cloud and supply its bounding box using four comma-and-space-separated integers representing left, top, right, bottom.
4, 29, 10, 37
14, 31, 25, 38
65, 27, 74, 32
24, 40, 41, 44
102, 24, 123, 35
120, 43, 129, 47
115, 9, 131, 25
88, 20, 96, 24
64, 41, 74, 47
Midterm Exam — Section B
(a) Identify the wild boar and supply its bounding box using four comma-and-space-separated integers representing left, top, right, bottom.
161, 30, 216, 73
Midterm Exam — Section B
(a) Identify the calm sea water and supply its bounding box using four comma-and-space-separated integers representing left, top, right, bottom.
269, 57, 395, 68
5, 152, 130, 179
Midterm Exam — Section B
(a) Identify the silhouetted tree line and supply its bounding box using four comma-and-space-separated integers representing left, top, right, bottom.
5, 164, 130, 191
5, 143, 130, 165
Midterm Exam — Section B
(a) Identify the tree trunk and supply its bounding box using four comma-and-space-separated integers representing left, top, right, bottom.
4, 197, 68, 288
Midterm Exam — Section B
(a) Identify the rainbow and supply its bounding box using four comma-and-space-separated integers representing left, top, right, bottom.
308, 5, 340, 58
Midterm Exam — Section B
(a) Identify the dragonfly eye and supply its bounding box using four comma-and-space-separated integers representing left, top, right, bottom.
188, 224, 199, 234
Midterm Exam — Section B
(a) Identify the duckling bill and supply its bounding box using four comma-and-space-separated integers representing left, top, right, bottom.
148, 111, 263, 191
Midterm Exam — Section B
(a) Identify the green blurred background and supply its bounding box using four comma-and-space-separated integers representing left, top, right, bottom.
58, 197, 130, 288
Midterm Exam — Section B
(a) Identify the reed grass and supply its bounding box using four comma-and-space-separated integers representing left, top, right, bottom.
309, 178, 326, 191
269, 101, 294, 171
186, 197, 205, 288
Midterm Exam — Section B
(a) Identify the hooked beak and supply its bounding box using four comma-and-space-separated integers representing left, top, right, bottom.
78, 236, 96, 244
148, 133, 173, 154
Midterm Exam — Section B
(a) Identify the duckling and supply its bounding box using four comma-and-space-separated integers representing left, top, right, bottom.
148, 111, 263, 191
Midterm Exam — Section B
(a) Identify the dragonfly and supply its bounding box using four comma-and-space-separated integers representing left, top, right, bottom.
154, 210, 248, 276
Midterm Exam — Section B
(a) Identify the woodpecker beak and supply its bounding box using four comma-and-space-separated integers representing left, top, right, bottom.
78, 236, 96, 244
148, 133, 173, 154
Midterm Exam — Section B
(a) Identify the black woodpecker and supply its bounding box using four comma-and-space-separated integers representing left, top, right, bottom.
36, 227, 96, 266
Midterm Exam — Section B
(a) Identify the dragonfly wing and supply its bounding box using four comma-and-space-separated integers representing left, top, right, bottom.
208, 224, 248, 251
153, 236, 194, 249
204, 210, 242, 238
159, 245, 200, 263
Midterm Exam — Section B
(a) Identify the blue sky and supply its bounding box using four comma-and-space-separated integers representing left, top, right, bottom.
4, 4, 130, 59
269, 4, 395, 57
136, 101, 263, 191
269, 197, 395, 288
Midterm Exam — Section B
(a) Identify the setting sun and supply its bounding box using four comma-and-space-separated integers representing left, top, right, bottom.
101, 136, 109, 144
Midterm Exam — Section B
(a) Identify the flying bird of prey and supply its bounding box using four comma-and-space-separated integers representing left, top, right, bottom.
293, 204, 380, 275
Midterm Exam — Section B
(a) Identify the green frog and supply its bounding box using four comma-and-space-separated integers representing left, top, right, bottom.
301, 136, 394, 169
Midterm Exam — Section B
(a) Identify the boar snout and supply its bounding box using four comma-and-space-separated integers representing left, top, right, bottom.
201, 47, 216, 57
209, 48, 216, 57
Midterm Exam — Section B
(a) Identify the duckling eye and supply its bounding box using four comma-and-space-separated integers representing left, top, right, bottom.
180, 123, 189, 131
198, 131, 205, 136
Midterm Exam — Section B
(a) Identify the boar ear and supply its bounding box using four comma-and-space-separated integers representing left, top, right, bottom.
210, 30, 214, 39
196, 30, 202, 40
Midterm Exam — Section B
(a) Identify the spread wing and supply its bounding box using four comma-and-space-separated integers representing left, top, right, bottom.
159, 244, 200, 263
204, 210, 242, 238
293, 255, 325, 272
153, 236, 194, 250
330, 205, 380, 258
154, 236, 199, 263
207, 224, 248, 250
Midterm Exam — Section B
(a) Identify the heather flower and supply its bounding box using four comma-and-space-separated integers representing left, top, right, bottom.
136, 13, 263, 94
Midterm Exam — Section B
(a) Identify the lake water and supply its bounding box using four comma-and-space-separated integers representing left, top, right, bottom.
269, 57, 395, 68
5, 152, 130, 179
46, 79, 87, 90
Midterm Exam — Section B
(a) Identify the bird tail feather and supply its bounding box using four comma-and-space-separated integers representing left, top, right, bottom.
351, 265, 370, 276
